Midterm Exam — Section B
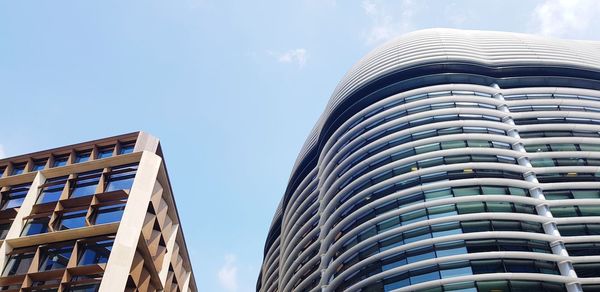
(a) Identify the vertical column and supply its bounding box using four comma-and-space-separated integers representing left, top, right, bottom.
491, 83, 582, 292
99, 151, 162, 292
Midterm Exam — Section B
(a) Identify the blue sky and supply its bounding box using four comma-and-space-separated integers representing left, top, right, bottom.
1, 1, 600, 291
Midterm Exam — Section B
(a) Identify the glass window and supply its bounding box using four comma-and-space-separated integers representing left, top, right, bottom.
32, 159, 48, 171
1, 183, 30, 210
58, 209, 88, 230
78, 239, 114, 266
52, 155, 69, 167
410, 267, 440, 284
579, 206, 600, 216
550, 144, 578, 151
21, 216, 50, 236
467, 140, 489, 148
11, 163, 26, 175
457, 202, 485, 214
477, 280, 509, 291
39, 245, 73, 271
67, 283, 100, 292
75, 151, 92, 163
453, 187, 480, 197
440, 262, 472, 278
425, 188, 452, 200
486, 202, 513, 213
406, 247, 435, 264
119, 142, 135, 154
580, 144, 600, 151
509, 187, 527, 196
0, 223, 11, 240
105, 164, 138, 192
531, 158, 554, 167
572, 190, 600, 199
70, 170, 102, 198
2, 251, 35, 276
96, 146, 114, 159
481, 186, 506, 195
551, 206, 579, 217
545, 190, 571, 200
441, 141, 465, 150
38, 176, 68, 204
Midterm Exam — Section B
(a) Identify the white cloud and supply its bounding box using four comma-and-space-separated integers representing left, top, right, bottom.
361, 0, 416, 45
218, 254, 238, 292
532, 0, 599, 37
0, 145, 5, 159
268, 49, 308, 68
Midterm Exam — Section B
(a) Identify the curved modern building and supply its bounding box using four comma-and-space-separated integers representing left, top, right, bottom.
257, 29, 600, 292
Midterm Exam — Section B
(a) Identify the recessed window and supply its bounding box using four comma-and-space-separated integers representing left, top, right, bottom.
105, 164, 138, 192
78, 239, 114, 266
94, 203, 125, 225
0, 223, 11, 240
70, 170, 102, 199
37, 176, 68, 204
75, 151, 92, 163
0, 183, 31, 210
21, 216, 50, 236
11, 163, 26, 175
58, 208, 88, 230
32, 158, 48, 171
96, 146, 114, 159
67, 283, 100, 292
52, 155, 69, 167
39, 245, 73, 271
2, 251, 35, 276
119, 142, 135, 155
31, 279, 60, 289
0, 166, 6, 177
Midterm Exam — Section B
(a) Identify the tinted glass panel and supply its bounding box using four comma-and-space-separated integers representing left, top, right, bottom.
21, 217, 50, 236
38, 176, 68, 204
58, 209, 88, 230
78, 239, 114, 266
94, 203, 125, 225
1, 183, 30, 210
2, 252, 34, 276
39, 245, 73, 271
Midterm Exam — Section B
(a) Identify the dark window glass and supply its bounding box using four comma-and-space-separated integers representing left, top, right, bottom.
2, 251, 34, 276
70, 170, 102, 198
574, 263, 600, 277
67, 283, 100, 292
52, 155, 69, 167
75, 151, 91, 163
566, 243, 600, 256
21, 216, 50, 236
58, 209, 88, 230
105, 164, 138, 192
0, 223, 11, 240
32, 159, 47, 171
119, 143, 135, 154
39, 245, 73, 271
1, 183, 30, 210
96, 147, 114, 159
10, 163, 26, 175
94, 203, 126, 225
78, 239, 114, 266
38, 176, 68, 204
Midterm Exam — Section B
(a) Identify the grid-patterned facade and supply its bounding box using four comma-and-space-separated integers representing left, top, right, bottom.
0, 132, 196, 292
257, 29, 600, 292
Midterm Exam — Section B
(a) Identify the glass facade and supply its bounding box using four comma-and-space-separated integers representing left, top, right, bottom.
258, 29, 600, 292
